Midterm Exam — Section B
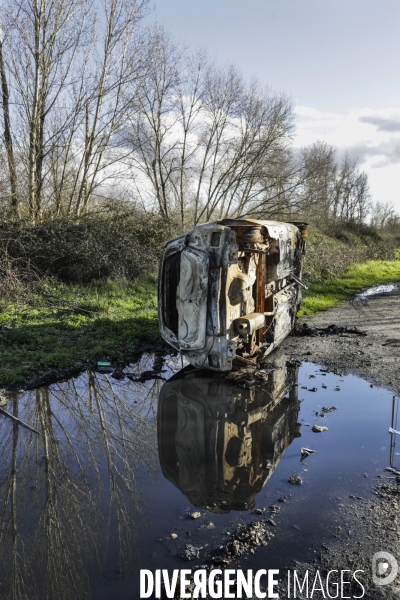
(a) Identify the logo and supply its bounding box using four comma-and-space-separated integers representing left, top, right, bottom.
372, 552, 398, 586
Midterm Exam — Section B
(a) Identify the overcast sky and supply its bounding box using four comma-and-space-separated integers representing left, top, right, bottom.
148, 0, 400, 213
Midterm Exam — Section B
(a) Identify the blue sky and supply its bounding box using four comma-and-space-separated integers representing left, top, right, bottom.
147, 0, 400, 211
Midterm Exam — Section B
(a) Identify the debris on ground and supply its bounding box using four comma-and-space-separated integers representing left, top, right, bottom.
97, 361, 113, 373
190, 511, 201, 520
183, 544, 203, 560
382, 338, 400, 347
213, 521, 272, 564
170, 533, 178, 539
312, 425, 328, 433
293, 323, 367, 337
300, 447, 315, 461
289, 473, 303, 485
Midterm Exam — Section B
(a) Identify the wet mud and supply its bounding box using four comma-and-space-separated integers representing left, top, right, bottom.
283, 284, 400, 394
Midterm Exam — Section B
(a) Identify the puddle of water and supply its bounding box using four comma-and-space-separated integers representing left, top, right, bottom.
353, 283, 398, 301
0, 351, 397, 599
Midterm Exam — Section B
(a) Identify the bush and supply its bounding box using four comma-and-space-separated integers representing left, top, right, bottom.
0, 208, 179, 284
303, 224, 397, 284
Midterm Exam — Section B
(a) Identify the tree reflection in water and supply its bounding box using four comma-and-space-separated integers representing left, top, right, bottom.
0, 370, 161, 600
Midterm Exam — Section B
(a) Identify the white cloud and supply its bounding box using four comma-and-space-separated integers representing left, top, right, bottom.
294, 106, 400, 212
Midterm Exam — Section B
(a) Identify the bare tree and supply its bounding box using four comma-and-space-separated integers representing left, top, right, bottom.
370, 201, 399, 230
126, 29, 295, 228
0, 20, 19, 218
0, 0, 149, 222
126, 26, 187, 222
335, 154, 371, 223
294, 144, 372, 227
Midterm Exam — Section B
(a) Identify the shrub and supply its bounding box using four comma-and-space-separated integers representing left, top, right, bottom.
0, 208, 179, 284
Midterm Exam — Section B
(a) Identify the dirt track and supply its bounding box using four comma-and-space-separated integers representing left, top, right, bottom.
279, 285, 400, 599
283, 285, 400, 394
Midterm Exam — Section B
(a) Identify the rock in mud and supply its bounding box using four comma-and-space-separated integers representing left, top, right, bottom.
190, 511, 201, 520
312, 425, 328, 432
289, 473, 303, 485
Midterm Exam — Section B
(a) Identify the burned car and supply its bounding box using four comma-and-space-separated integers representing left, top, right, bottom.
159, 219, 307, 371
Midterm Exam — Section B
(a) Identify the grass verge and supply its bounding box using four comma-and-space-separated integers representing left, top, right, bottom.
1, 258, 399, 388
0, 276, 160, 387
299, 259, 400, 317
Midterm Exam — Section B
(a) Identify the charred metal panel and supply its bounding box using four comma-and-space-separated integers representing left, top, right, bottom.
159, 218, 307, 371
177, 247, 209, 349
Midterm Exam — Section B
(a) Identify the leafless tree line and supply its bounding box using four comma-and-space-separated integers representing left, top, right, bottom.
0, 0, 149, 222
0, 2, 392, 229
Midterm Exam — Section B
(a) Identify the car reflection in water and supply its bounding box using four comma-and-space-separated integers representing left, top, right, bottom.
158, 351, 301, 512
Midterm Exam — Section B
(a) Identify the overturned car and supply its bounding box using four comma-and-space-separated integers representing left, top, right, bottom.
159, 219, 307, 371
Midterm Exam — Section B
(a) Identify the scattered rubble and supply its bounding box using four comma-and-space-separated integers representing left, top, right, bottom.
289, 473, 303, 485
293, 323, 367, 337
213, 520, 272, 564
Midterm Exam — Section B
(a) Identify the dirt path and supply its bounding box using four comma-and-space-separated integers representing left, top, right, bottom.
278, 286, 400, 598
283, 285, 400, 394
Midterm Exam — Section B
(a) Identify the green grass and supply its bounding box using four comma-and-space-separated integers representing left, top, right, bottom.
299, 259, 400, 316
0, 276, 159, 386
1, 258, 399, 387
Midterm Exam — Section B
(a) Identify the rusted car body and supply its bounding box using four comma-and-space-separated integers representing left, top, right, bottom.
159, 218, 307, 371
158, 351, 300, 511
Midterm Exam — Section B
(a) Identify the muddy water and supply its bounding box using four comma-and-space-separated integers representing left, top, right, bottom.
0, 352, 397, 599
